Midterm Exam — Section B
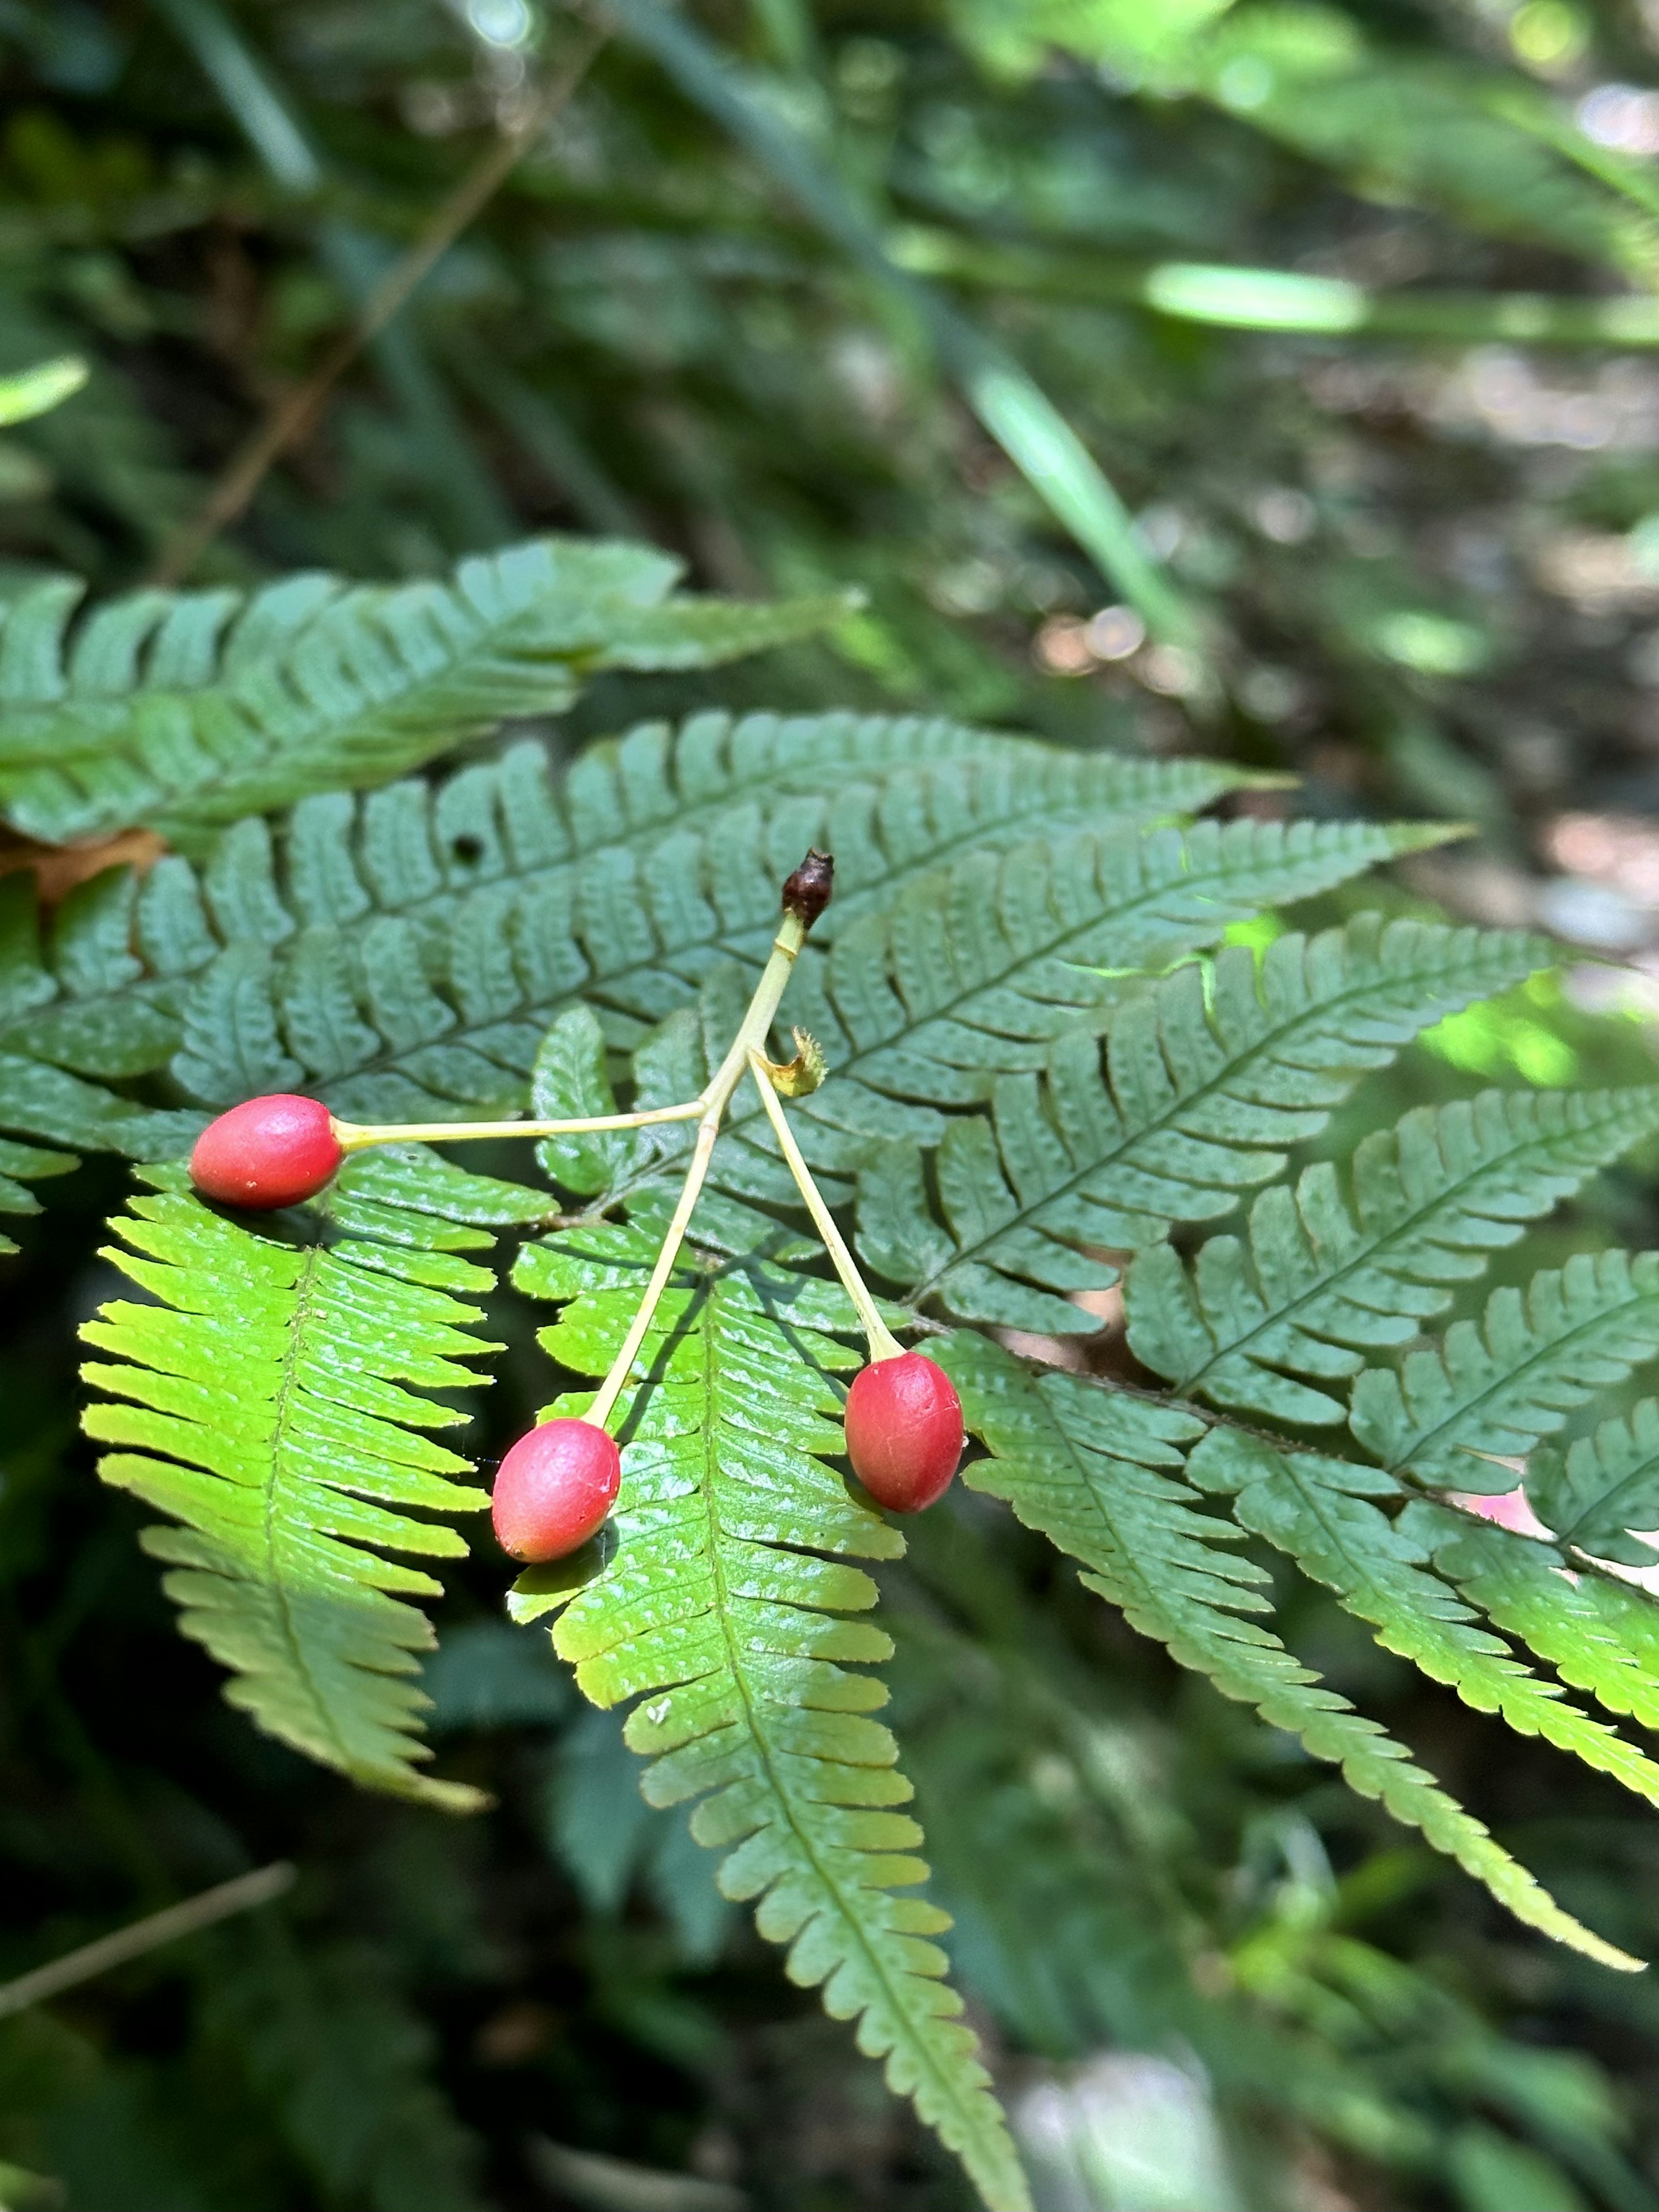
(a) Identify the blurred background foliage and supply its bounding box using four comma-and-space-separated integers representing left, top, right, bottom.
14, 1, 1659, 2208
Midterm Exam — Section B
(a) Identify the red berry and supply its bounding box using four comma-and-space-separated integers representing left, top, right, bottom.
843, 1352, 963, 1513
491, 1417, 621, 1563
190, 1094, 343, 1211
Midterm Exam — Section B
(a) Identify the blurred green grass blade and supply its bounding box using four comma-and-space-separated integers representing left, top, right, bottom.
0, 356, 89, 429
1492, 81, 1659, 231
612, 0, 1198, 644
891, 229, 1659, 347
1143, 262, 1365, 334
151, 0, 512, 550
149, 0, 321, 193
747, 0, 818, 75
947, 347, 1192, 641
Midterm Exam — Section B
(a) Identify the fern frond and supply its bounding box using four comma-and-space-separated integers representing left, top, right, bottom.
940, 1337, 1636, 1969
509, 1220, 1031, 2212
177, 723, 1246, 1113
0, 1135, 76, 1246
1349, 1252, 1659, 1487
0, 863, 207, 1196
1, 714, 1238, 1188
0, 543, 849, 845
1188, 1429, 1659, 1820
854, 913, 1544, 1334
1127, 1086, 1659, 1423
1526, 1398, 1659, 1567
694, 825, 1482, 1224
1404, 1499, 1659, 1734
77, 1150, 548, 1807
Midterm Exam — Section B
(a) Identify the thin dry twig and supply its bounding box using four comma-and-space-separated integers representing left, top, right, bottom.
0, 1861, 296, 2019
149, 23, 609, 588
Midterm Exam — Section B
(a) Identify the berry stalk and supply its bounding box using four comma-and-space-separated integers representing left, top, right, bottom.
744, 1049, 903, 1362
332, 1099, 704, 1153
583, 852, 833, 1432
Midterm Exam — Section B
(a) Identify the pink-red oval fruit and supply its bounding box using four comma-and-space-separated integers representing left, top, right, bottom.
190, 1093, 343, 1210
844, 1352, 963, 1513
491, 1417, 622, 1563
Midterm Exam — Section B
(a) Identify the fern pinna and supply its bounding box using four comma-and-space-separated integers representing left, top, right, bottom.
2, 549, 1651, 2208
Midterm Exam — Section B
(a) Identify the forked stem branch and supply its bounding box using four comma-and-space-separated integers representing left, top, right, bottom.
584, 909, 816, 1432
334, 1100, 703, 1153
745, 1051, 903, 1361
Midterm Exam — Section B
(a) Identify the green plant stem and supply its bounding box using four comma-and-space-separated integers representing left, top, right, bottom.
333, 1101, 704, 1153
148, 3, 606, 583
585, 914, 810, 1430
607, 0, 1198, 646
0, 1862, 296, 2020
745, 1049, 902, 1361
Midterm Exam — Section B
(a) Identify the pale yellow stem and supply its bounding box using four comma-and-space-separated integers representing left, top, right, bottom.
333, 1100, 703, 1153
584, 914, 812, 1432
745, 1051, 903, 1361
584, 1112, 720, 1432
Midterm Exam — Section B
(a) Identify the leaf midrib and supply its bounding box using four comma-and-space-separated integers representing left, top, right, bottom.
1259, 1456, 1659, 1804
912, 942, 1511, 1307
1179, 1092, 1659, 1403
262, 1237, 360, 1772
696, 1276, 1007, 2176
1376, 1271, 1659, 1477
300, 772, 1179, 1100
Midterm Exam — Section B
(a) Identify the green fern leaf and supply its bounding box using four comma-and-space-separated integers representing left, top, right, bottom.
0, 1134, 76, 1246
1526, 1398, 1659, 1567
509, 1220, 1031, 2212
1, 714, 1237, 1192
1188, 1428, 1659, 1820
1349, 1252, 1659, 1488
0, 355, 88, 428
176, 720, 1232, 1112
77, 1149, 549, 1806
855, 912, 1543, 1334
0, 864, 207, 1165
1403, 1498, 1659, 1734
529, 1004, 650, 1200
696, 825, 1480, 1225
1127, 1086, 1659, 1423
941, 1335, 1637, 1970
0, 543, 849, 846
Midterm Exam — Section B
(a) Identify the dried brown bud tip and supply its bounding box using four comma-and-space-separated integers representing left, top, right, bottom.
781, 848, 834, 930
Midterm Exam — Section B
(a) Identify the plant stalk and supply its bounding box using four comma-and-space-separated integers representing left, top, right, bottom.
584, 914, 811, 1430
333, 1100, 703, 1153
0, 1863, 295, 2021
745, 1050, 902, 1360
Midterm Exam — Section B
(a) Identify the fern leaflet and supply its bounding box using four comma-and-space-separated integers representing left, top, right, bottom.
1526, 1397, 1659, 1567
1349, 1251, 1659, 1487
1187, 1429, 1659, 1819
1403, 1498, 1659, 1734
0, 542, 849, 845
684, 822, 1468, 1194
1127, 1085, 1659, 1423
0, 864, 203, 1227
855, 913, 1543, 1334
509, 1218, 1031, 2212
0, 715, 1247, 1209
0, 1135, 76, 1249
173, 725, 1251, 1112
78, 1149, 548, 1806
939, 1337, 1635, 1968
